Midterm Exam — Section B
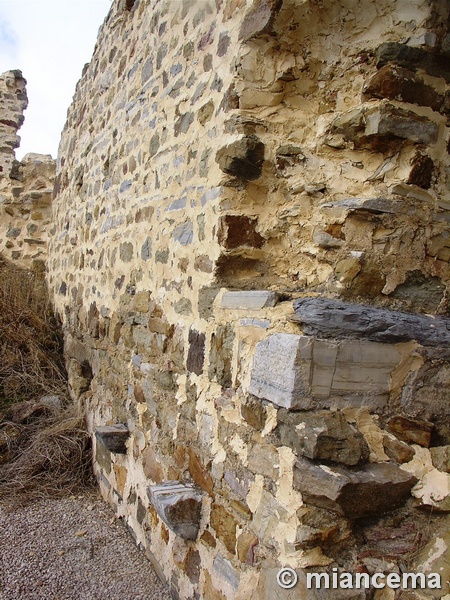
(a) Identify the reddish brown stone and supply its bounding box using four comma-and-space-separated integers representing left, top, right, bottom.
114, 464, 127, 495
237, 531, 259, 565
363, 65, 443, 111
134, 384, 145, 404
388, 416, 433, 447
203, 572, 227, 600
142, 446, 164, 483
364, 522, 419, 556
382, 434, 415, 464
188, 448, 214, 496
183, 548, 201, 584
161, 523, 169, 544
174, 445, 186, 469
217, 215, 264, 250
241, 397, 266, 430
210, 503, 238, 554
194, 254, 213, 273
407, 154, 434, 189
200, 530, 217, 548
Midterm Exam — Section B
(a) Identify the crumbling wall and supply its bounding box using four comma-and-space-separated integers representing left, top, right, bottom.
0, 70, 55, 267
49, 0, 450, 598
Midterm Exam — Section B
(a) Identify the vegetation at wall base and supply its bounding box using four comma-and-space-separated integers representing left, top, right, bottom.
0, 255, 94, 507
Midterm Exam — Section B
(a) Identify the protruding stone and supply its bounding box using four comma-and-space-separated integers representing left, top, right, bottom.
277, 410, 370, 466
293, 457, 417, 518
388, 416, 434, 447
215, 135, 265, 180
362, 65, 443, 111
95, 424, 130, 454
330, 102, 439, 149
376, 42, 450, 83
220, 290, 277, 310
238, 0, 283, 42
321, 197, 405, 216
292, 297, 450, 348
147, 481, 202, 541
248, 333, 314, 410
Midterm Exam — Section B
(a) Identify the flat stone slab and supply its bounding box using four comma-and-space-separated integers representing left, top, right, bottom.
292, 297, 450, 348
293, 458, 417, 518
221, 291, 278, 310
147, 481, 202, 541
94, 424, 130, 454
321, 197, 405, 215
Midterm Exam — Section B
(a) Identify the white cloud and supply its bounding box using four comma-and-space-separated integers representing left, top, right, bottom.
0, 0, 112, 159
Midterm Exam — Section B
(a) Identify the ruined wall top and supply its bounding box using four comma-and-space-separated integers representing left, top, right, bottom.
0, 71, 55, 267
0, 70, 28, 183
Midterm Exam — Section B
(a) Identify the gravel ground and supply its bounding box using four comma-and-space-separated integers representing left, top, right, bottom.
0, 493, 172, 600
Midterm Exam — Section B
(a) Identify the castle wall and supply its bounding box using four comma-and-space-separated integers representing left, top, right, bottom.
49, 1, 450, 598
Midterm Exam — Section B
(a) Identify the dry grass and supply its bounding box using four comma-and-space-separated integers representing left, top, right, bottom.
0, 403, 94, 507
0, 255, 94, 506
0, 255, 67, 409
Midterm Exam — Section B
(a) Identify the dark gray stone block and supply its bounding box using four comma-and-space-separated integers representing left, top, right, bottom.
292, 297, 450, 347
216, 135, 265, 181
293, 457, 417, 518
147, 481, 202, 541
95, 424, 130, 454
376, 42, 450, 83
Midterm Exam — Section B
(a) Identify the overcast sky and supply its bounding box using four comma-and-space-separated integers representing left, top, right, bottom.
0, 0, 112, 160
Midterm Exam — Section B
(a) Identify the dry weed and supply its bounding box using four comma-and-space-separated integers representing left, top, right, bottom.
0, 255, 94, 505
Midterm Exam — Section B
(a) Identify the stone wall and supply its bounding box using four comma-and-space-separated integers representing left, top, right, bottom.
49, 1, 450, 598
0, 70, 55, 267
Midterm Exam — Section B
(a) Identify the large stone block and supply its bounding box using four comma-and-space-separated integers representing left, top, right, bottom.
248, 333, 314, 410
292, 298, 450, 348
376, 41, 450, 83
293, 458, 417, 518
147, 481, 202, 541
249, 333, 401, 410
